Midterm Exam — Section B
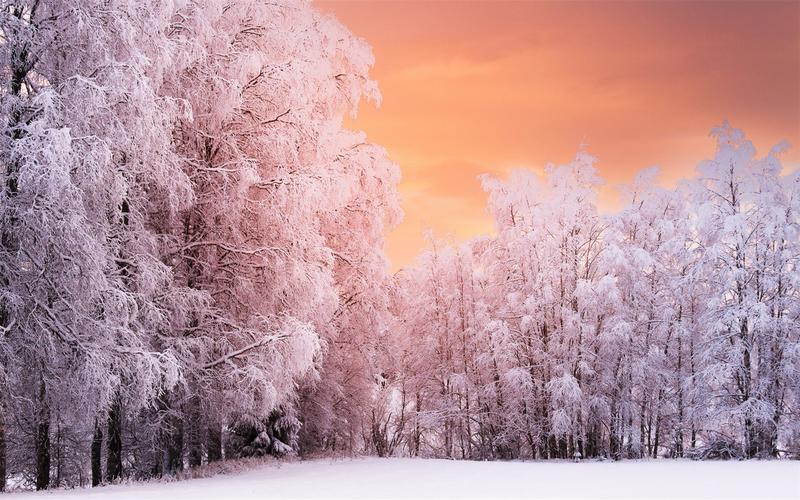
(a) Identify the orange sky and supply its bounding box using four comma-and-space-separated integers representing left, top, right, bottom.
317, 0, 800, 270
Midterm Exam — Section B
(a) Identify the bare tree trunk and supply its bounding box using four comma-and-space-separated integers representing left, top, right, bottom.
91, 420, 103, 486
36, 419, 50, 490
414, 393, 421, 457
745, 416, 757, 458
0, 403, 6, 492
161, 404, 184, 476
207, 423, 222, 463
36, 380, 50, 491
653, 413, 660, 458
186, 399, 203, 468
53, 419, 62, 488
164, 429, 183, 474
164, 427, 183, 474
106, 398, 122, 482
639, 401, 647, 458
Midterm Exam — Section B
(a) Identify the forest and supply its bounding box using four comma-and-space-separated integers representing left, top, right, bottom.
0, 0, 798, 492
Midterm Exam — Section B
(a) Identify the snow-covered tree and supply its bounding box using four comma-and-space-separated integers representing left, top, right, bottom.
689, 123, 799, 457
0, 0, 194, 489
159, 0, 400, 467
389, 125, 798, 461
0, 0, 400, 488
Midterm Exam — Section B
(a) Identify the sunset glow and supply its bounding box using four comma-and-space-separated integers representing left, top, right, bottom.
318, 0, 800, 269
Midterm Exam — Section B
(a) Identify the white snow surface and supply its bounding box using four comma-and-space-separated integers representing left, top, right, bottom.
11, 458, 799, 500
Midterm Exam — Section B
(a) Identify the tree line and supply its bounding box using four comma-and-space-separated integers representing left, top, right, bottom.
382, 129, 799, 461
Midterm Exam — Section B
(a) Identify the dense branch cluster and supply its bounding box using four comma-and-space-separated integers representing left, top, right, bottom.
0, 0, 797, 493
383, 127, 800, 461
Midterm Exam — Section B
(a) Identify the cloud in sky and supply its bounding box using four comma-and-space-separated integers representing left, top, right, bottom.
319, 0, 800, 269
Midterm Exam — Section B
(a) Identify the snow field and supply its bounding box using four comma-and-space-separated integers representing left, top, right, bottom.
10, 457, 799, 500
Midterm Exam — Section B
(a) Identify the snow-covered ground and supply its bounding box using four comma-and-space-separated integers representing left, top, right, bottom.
10, 458, 799, 499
